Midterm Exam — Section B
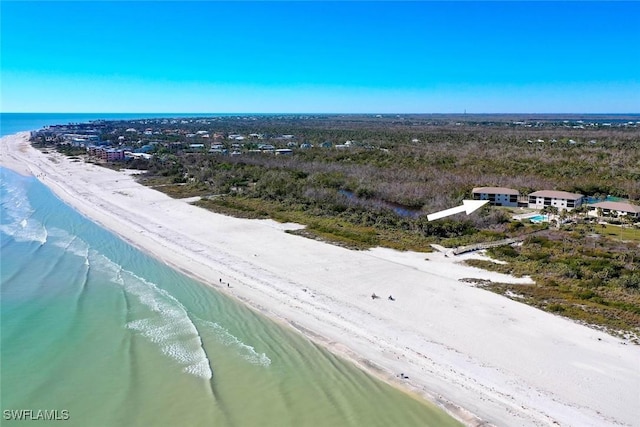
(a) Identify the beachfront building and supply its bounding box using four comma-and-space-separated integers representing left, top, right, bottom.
87, 146, 126, 162
528, 190, 584, 211
588, 201, 640, 219
102, 148, 125, 162
471, 187, 519, 207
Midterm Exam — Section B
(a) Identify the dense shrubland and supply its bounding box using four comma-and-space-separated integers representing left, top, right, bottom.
138, 120, 639, 225
115, 116, 640, 336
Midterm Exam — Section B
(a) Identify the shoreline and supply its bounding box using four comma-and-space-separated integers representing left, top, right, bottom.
2, 131, 639, 426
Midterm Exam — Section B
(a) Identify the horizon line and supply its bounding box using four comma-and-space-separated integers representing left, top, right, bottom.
2, 112, 640, 116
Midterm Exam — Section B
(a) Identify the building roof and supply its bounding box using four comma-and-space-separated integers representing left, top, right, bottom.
472, 187, 519, 195
589, 201, 640, 214
529, 190, 584, 200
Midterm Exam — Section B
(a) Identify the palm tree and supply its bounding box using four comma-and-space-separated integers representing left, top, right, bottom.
622, 214, 635, 229
572, 204, 588, 220
559, 209, 569, 225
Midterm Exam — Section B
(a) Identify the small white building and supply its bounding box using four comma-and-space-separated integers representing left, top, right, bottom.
472, 187, 519, 207
588, 201, 640, 219
126, 152, 152, 160
528, 190, 584, 211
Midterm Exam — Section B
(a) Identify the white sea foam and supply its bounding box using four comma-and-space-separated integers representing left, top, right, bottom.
0, 219, 48, 244
48, 227, 90, 263
89, 251, 122, 280
89, 252, 213, 379
198, 319, 271, 367
0, 178, 47, 244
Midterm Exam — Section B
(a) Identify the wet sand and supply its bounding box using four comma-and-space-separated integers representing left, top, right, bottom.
2, 132, 639, 426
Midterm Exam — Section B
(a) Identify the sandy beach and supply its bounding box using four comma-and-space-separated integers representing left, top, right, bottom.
2, 132, 639, 426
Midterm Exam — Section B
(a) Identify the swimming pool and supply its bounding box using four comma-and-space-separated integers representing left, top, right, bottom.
528, 214, 548, 223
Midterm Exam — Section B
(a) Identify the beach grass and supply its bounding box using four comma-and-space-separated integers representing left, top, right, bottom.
482, 281, 640, 343
6, 129, 640, 426
597, 224, 640, 242
464, 228, 640, 340
193, 196, 435, 251
140, 177, 640, 339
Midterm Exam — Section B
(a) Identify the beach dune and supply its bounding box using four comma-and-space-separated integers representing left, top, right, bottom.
2, 132, 639, 426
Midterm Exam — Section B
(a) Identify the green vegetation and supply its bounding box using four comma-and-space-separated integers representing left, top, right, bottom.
129, 116, 639, 338
597, 224, 640, 242
54, 145, 87, 157
42, 115, 640, 339
465, 226, 640, 340
194, 196, 451, 251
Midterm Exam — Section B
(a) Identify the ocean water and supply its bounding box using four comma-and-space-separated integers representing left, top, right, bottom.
0, 113, 227, 137
0, 115, 461, 426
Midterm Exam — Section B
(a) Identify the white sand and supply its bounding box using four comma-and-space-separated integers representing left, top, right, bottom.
2, 132, 639, 426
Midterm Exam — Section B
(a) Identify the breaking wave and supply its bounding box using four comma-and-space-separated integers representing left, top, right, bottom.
48, 228, 90, 265
197, 318, 271, 367
89, 252, 213, 379
1, 171, 262, 379
0, 178, 47, 244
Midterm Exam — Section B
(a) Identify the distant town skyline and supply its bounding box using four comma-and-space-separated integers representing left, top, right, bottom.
2, 1, 638, 113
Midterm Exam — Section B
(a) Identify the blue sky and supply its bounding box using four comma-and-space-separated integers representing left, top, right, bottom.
1, 1, 638, 113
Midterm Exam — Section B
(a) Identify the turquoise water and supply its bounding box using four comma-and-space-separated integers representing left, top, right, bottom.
1, 114, 461, 426
0, 113, 225, 137
528, 214, 548, 223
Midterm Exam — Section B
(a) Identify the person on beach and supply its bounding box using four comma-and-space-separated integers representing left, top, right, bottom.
388, 295, 395, 301
371, 293, 378, 299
